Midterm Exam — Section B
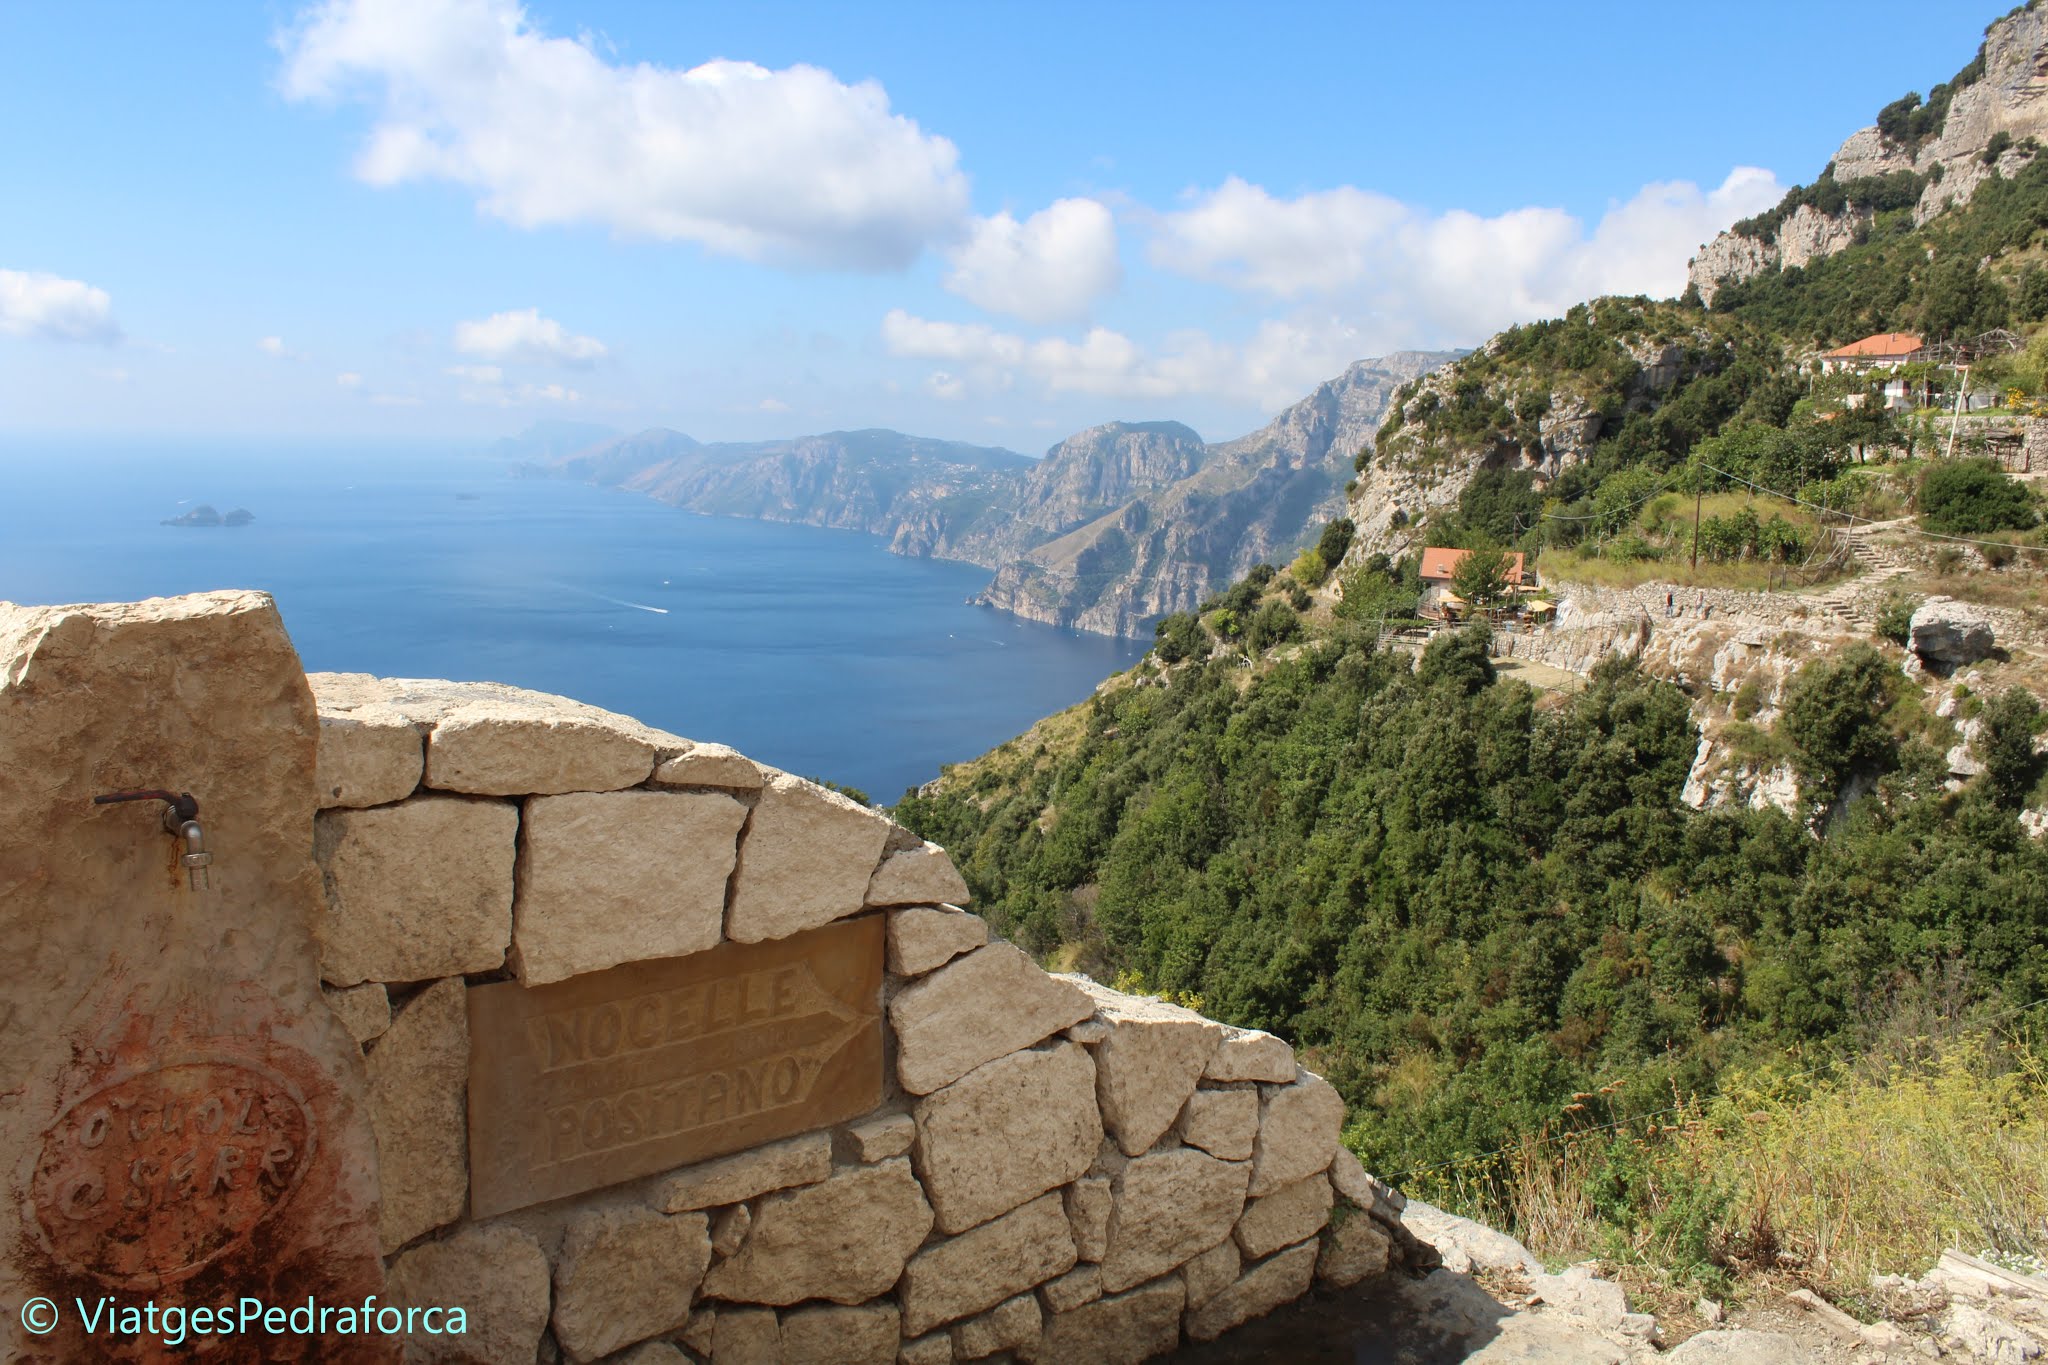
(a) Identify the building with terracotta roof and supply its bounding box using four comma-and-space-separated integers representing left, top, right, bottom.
1818, 332, 1924, 375
1419, 546, 1527, 586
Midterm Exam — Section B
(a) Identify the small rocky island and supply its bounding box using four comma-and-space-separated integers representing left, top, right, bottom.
161, 503, 254, 527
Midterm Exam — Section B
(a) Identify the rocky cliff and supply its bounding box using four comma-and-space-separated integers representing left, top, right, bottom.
970, 354, 1453, 634
540, 352, 1455, 638
1689, 3, 2048, 302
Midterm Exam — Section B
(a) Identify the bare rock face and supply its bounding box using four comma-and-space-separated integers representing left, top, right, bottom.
912, 1040, 1102, 1233
1184, 1240, 1319, 1342
550, 1205, 712, 1363
701, 1158, 934, 1305
315, 794, 518, 985
1205, 1025, 1299, 1083
887, 905, 989, 976
511, 789, 745, 984
1248, 1069, 1345, 1198
1069, 980, 1224, 1155
1041, 1278, 1188, 1365
367, 977, 470, 1254
1098, 1147, 1252, 1293
898, 1191, 1078, 1337
649, 739, 766, 790
1911, 596, 1998, 667
726, 772, 892, 943
385, 1222, 552, 1363
0, 594, 390, 1360
889, 943, 1095, 1094
867, 840, 971, 907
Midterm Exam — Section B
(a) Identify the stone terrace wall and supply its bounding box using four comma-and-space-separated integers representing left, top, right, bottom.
306, 671, 1415, 1363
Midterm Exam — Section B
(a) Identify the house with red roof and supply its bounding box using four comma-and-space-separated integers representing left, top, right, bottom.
1818, 332, 1924, 375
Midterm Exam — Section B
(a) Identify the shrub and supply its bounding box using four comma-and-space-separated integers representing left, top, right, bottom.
1874, 591, 1920, 646
1781, 644, 1901, 811
1245, 600, 1303, 652
1291, 548, 1330, 587
1152, 611, 1209, 664
1977, 687, 2042, 807
1921, 458, 2038, 534
1317, 516, 1357, 567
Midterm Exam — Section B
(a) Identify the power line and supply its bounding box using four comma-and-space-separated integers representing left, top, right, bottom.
1695, 460, 2048, 554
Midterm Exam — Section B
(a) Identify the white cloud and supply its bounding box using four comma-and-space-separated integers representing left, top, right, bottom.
884, 308, 1338, 409
444, 362, 503, 384
1147, 168, 1784, 342
445, 361, 580, 405
336, 371, 363, 387
944, 198, 1120, 323
94, 366, 131, 384
454, 308, 606, 367
256, 335, 307, 359
279, 0, 969, 269
756, 397, 790, 413
0, 269, 121, 344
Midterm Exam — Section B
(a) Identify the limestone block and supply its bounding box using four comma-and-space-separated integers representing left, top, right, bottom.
367, 977, 470, 1253
1204, 1026, 1297, 1083
711, 1305, 780, 1365
899, 1335, 955, 1365
313, 702, 423, 808
899, 1191, 1079, 1338
1248, 1069, 1345, 1198
1098, 1147, 1251, 1294
1066, 1018, 1111, 1044
609, 1344, 688, 1365
1910, 596, 1997, 666
424, 695, 661, 795
913, 1040, 1101, 1233
1183, 1240, 1318, 1342
726, 772, 892, 943
711, 1203, 752, 1258
324, 980, 390, 1046
0, 597, 386, 1346
1064, 1176, 1112, 1262
867, 840, 971, 907
680, 1307, 716, 1355
887, 905, 989, 977
1329, 1145, 1407, 1221
1040, 1279, 1186, 1365
1175, 1086, 1258, 1161
1066, 979, 1223, 1156
1041, 1263, 1103, 1313
1182, 1239, 1241, 1310
890, 944, 1095, 1094
315, 794, 518, 986
701, 1157, 933, 1305
781, 1302, 900, 1365
550, 1205, 711, 1363
650, 740, 767, 790
1235, 1173, 1333, 1259
385, 1223, 551, 1363
654, 1132, 834, 1212
953, 1294, 1041, 1361
510, 789, 745, 985
1317, 1207, 1392, 1286
844, 1111, 916, 1162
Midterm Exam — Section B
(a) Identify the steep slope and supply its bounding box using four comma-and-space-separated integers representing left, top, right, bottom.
971, 352, 1455, 634
1689, 2, 2048, 302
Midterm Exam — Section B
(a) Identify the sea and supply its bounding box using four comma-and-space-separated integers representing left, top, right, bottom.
0, 441, 1145, 801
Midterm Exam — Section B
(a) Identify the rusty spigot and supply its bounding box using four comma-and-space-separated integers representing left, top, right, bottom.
92, 789, 213, 890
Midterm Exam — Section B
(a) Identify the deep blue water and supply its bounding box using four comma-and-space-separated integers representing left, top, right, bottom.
0, 442, 1144, 799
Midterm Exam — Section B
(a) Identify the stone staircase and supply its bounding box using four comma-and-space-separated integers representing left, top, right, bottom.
1806, 518, 1915, 630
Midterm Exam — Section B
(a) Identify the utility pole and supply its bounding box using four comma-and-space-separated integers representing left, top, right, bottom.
1690, 476, 1703, 573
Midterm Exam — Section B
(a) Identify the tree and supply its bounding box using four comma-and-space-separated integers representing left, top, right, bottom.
1451, 545, 1513, 608
1780, 645, 1900, 814
1921, 458, 2038, 534
1976, 687, 2041, 808
1290, 548, 1329, 587
1153, 611, 1208, 664
1316, 516, 1356, 568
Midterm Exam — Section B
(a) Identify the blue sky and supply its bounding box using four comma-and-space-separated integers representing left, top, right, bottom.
0, 1, 2002, 450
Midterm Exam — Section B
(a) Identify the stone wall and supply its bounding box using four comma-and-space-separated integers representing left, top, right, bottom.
1, 592, 1413, 1364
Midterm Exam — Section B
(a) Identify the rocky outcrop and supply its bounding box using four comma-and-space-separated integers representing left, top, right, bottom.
1910, 595, 1999, 666
1690, 4, 2048, 301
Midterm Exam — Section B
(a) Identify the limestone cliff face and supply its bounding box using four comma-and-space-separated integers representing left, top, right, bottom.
970, 353, 1455, 634
544, 352, 1455, 638
1688, 3, 2048, 302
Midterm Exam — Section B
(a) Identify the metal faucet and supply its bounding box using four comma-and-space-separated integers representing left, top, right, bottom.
91, 789, 213, 890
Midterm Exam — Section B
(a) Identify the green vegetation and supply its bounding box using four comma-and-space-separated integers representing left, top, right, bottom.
895, 618, 2048, 1215
1919, 457, 2040, 534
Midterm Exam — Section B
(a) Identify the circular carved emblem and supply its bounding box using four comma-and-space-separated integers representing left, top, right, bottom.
29, 1058, 318, 1289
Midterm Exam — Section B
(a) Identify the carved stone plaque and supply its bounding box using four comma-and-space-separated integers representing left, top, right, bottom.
466, 914, 885, 1217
